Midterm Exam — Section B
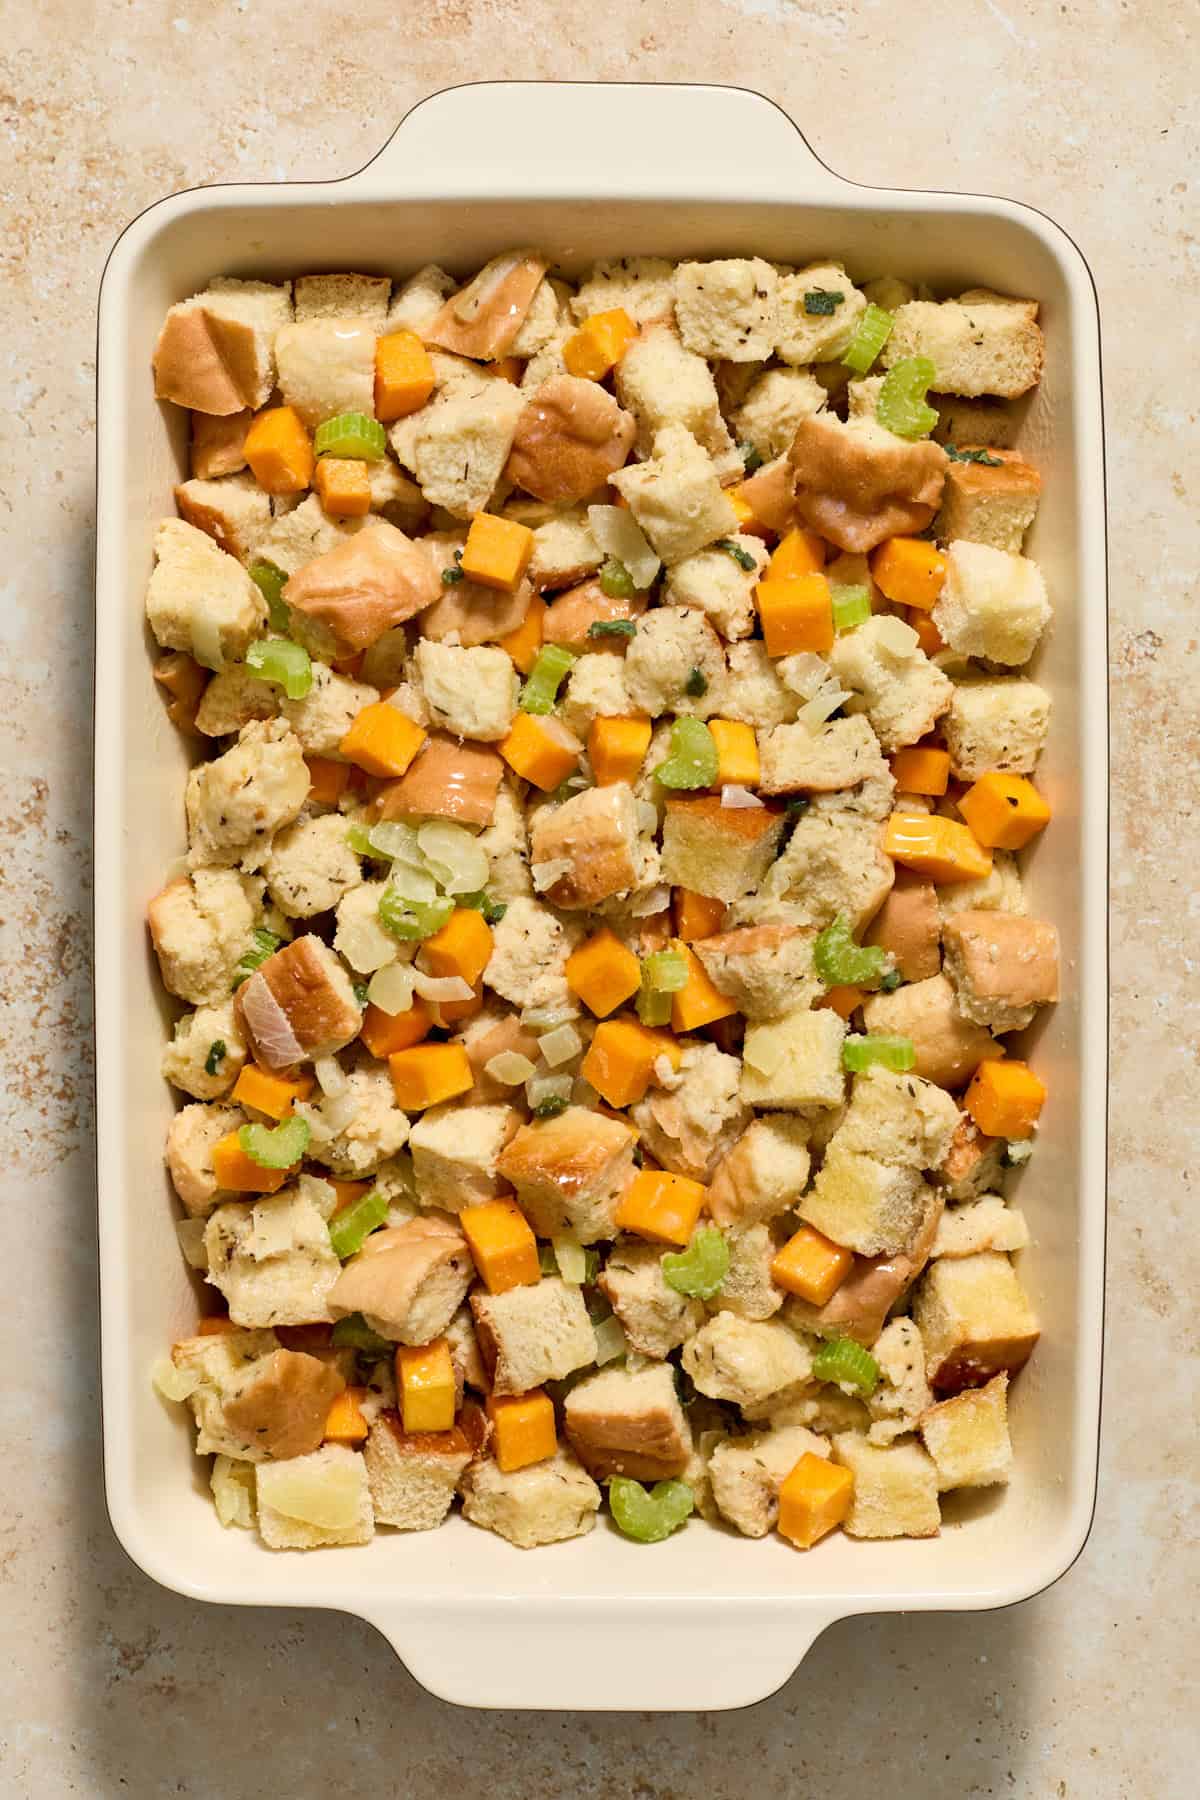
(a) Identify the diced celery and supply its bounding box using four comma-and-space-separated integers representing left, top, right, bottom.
587, 618, 636, 641
248, 560, 291, 631
841, 303, 895, 375
377, 886, 454, 941
232, 925, 284, 988
598, 557, 636, 599
346, 823, 377, 858
608, 1476, 695, 1543
876, 356, 939, 438
813, 914, 889, 987
653, 717, 719, 790
811, 1335, 880, 1396
842, 1033, 917, 1073
245, 637, 313, 700
313, 412, 387, 460
331, 1313, 393, 1356
520, 644, 577, 714
238, 1116, 310, 1170
328, 1189, 388, 1259
635, 949, 688, 1027
661, 1227, 730, 1300
831, 584, 871, 632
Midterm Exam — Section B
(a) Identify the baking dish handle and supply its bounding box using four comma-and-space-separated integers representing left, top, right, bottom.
366, 1597, 838, 1711
351, 81, 848, 203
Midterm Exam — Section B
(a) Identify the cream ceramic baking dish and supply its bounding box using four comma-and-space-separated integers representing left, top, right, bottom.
95, 81, 1107, 1712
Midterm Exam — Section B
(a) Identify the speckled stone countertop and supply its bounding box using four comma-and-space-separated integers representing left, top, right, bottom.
1, 3, 1196, 1794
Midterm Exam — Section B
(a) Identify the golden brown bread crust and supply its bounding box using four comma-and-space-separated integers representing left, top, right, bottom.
564, 1400, 691, 1481
784, 1188, 944, 1347
240, 934, 361, 1065
736, 455, 795, 535
190, 409, 252, 479
460, 1013, 543, 1106
530, 784, 640, 909
418, 542, 532, 644
328, 1217, 475, 1345
373, 1410, 474, 1462
664, 793, 785, 847
941, 445, 1042, 503
788, 416, 948, 553
283, 523, 442, 657
425, 252, 548, 361
498, 1107, 636, 1202
541, 579, 646, 653
376, 733, 504, 829
506, 376, 637, 504
222, 1348, 345, 1460
172, 481, 259, 563
864, 875, 942, 983
942, 911, 1060, 1008
152, 305, 249, 414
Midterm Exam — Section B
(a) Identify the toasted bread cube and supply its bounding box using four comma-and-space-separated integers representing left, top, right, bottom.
865, 1316, 933, 1444
611, 424, 739, 565
413, 639, 519, 743
407, 1103, 520, 1214
294, 272, 390, 324
410, 379, 526, 519
661, 794, 785, 903
378, 733, 504, 829
942, 911, 1059, 1034
326, 1211, 468, 1337
363, 1412, 473, 1528
162, 999, 247, 1102
936, 1119, 1005, 1204
572, 257, 677, 326
597, 1236, 705, 1358
913, 1251, 1039, 1392
943, 677, 1051, 781
461, 1446, 601, 1549
864, 873, 941, 983
861, 974, 998, 1090
614, 323, 736, 463
529, 782, 644, 909
931, 1197, 1030, 1259
274, 317, 376, 430
153, 277, 292, 414
934, 540, 1050, 667
827, 614, 953, 753
692, 924, 819, 1023
174, 472, 273, 565
282, 521, 442, 662
798, 1145, 931, 1258
937, 447, 1041, 553
236, 931, 361, 1068
172, 1328, 344, 1461
674, 258, 778, 362
710, 1425, 832, 1539
146, 518, 268, 670
631, 1041, 749, 1183
758, 717, 886, 800
919, 1372, 1012, 1488
783, 1189, 942, 1350
263, 812, 365, 919
497, 1106, 637, 1242
764, 808, 895, 933
190, 408, 252, 479
741, 1008, 846, 1111
715, 1223, 786, 1321
623, 603, 727, 718
731, 366, 827, 463
682, 1313, 813, 1411
932, 397, 1022, 450
663, 535, 770, 642
789, 414, 947, 555
708, 1115, 812, 1229
471, 1277, 596, 1396
564, 1363, 692, 1481
882, 291, 1044, 399
835, 1066, 961, 1172
775, 262, 867, 363
165, 1101, 246, 1216
204, 1185, 342, 1328
483, 896, 578, 1011
255, 1443, 374, 1549
831, 1433, 940, 1538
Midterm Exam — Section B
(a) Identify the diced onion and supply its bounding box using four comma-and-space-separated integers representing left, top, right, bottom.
319, 1088, 359, 1135
261, 1460, 363, 1529
367, 962, 416, 1015
874, 614, 919, 657
635, 800, 660, 833
743, 1028, 786, 1077
382, 857, 439, 905
314, 1055, 348, 1097
246, 1201, 296, 1260
778, 651, 829, 699
551, 1235, 588, 1284
238, 973, 305, 1070
538, 1023, 582, 1067
412, 970, 473, 1003
521, 1001, 578, 1030
211, 1456, 256, 1529
417, 820, 489, 895
629, 884, 670, 918
593, 1315, 628, 1365
191, 614, 225, 673
336, 908, 400, 975
721, 784, 763, 809
526, 1073, 572, 1108
299, 1173, 337, 1219
798, 683, 850, 730
175, 1217, 209, 1271
484, 1051, 537, 1086
151, 1357, 199, 1403
587, 504, 661, 590
531, 859, 571, 893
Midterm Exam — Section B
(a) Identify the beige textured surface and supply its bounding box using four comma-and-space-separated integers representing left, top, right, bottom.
0, 0, 1195, 1792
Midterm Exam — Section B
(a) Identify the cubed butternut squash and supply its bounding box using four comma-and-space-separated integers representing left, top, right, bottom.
883, 812, 992, 884
817, 984, 865, 1020
459, 1197, 541, 1295
706, 718, 760, 789
210, 1131, 290, 1194
327, 1178, 372, 1214
487, 1389, 558, 1472
230, 1063, 315, 1121
243, 406, 314, 495
359, 995, 434, 1060
374, 330, 435, 421
418, 908, 494, 988
339, 702, 427, 779
959, 772, 1052, 850
460, 512, 535, 592
771, 1224, 855, 1306
909, 610, 944, 657
565, 927, 643, 1018
614, 1169, 707, 1246
323, 1385, 369, 1445
673, 889, 727, 942
768, 527, 826, 581
396, 1339, 456, 1433
871, 537, 947, 610
388, 1042, 474, 1111
313, 455, 371, 518
964, 1059, 1046, 1140
304, 755, 351, 808
498, 591, 546, 674
889, 745, 951, 798
499, 712, 582, 790
196, 1314, 238, 1336
777, 1451, 854, 1549
670, 940, 738, 1033
588, 715, 653, 787
755, 573, 834, 657
581, 1015, 682, 1109
562, 308, 638, 381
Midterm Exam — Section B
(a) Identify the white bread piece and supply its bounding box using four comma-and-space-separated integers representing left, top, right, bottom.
361, 459, 429, 537
332, 881, 401, 975
328, 1216, 474, 1345
386, 264, 455, 334
161, 997, 246, 1101
932, 397, 1022, 452
185, 718, 309, 872
661, 794, 785, 904
864, 875, 941, 984
615, 326, 738, 471
174, 473, 272, 566
572, 256, 677, 325
936, 1118, 1006, 1202
194, 664, 278, 738
363, 1412, 473, 1529
294, 1065, 411, 1177
782, 1188, 942, 1350
611, 424, 740, 566
862, 973, 999, 1090
707, 1115, 812, 1229
496, 1107, 637, 1244
883, 291, 1044, 398
774, 262, 867, 364
674, 258, 778, 362
718, 641, 801, 728
556, 653, 635, 741
530, 782, 645, 910
165, 1101, 245, 1216
445, 1302, 488, 1393
483, 896, 578, 1010
235, 932, 362, 1067
145, 517, 267, 670
919, 1371, 1012, 1488
828, 616, 953, 752
789, 414, 947, 554
204, 1184, 343, 1328
410, 380, 526, 519
758, 715, 888, 797
598, 1236, 705, 1359
153, 278, 292, 414
631, 1042, 750, 1184
799, 1144, 931, 1257
408, 1103, 520, 1212
147, 866, 269, 1005
663, 534, 770, 642
934, 540, 1051, 667
294, 273, 391, 325
913, 1250, 1039, 1392
257, 492, 366, 577
470, 1278, 596, 1395
932, 1197, 1029, 1259
741, 1008, 846, 1112
764, 809, 895, 931
835, 1066, 961, 1172
730, 367, 826, 462
256, 1443, 374, 1549
263, 813, 364, 919
709, 1424, 830, 1538
461, 1446, 600, 1549
274, 318, 376, 429
190, 409, 252, 479
694, 924, 819, 1023
942, 910, 1060, 1033
936, 848, 1027, 923
278, 662, 378, 759
682, 1312, 813, 1411
866, 1317, 933, 1444
173, 1329, 344, 1461
943, 676, 1051, 780
509, 276, 567, 357
563, 1363, 692, 1480
527, 507, 603, 592
832, 1433, 940, 1538
714, 1223, 785, 1321
412, 639, 518, 742
937, 449, 1041, 553
506, 375, 636, 506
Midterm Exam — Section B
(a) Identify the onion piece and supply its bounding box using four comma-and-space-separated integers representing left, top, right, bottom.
635, 800, 660, 833
743, 1027, 786, 1077
798, 683, 850, 730
367, 962, 416, 1015
175, 1218, 209, 1271
531, 859, 571, 893
778, 650, 829, 699
721, 784, 763, 809
551, 1235, 588, 1284
587, 503, 661, 591
314, 1055, 348, 1098
874, 613, 920, 657
538, 1023, 582, 1067
629, 884, 671, 918
368, 821, 422, 863
318, 1087, 359, 1135
593, 1315, 628, 1366
238, 972, 305, 1070
417, 820, 489, 895
525, 1072, 573, 1109
260, 1459, 363, 1529
411, 970, 473, 1003
151, 1357, 200, 1403
521, 1001, 579, 1031
191, 614, 225, 673
211, 1456, 256, 1530
483, 1051, 537, 1086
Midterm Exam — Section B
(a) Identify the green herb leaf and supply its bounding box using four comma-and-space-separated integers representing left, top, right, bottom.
715, 539, 758, 572
804, 288, 844, 316
532, 1094, 569, 1120
352, 980, 369, 1008
684, 667, 708, 698
232, 926, 284, 989
441, 565, 465, 584
738, 442, 763, 474
944, 444, 1003, 467
587, 618, 637, 640
204, 1039, 227, 1077
879, 969, 903, 992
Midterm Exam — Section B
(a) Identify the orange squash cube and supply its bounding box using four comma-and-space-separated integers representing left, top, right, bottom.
768, 527, 826, 581
498, 592, 546, 674
817, 985, 865, 1021
419, 908, 495, 988
561, 307, 638, 381
670, 940, 738, 1033
673, 889, 726, 942
230, 1063, 315, 1122
959, 772, 1052, 850
909, 609, 944, 656
487, 1389, 558, 1472
615, 1169, 707, 1246
459, 1197, 541, 1295
889, 745, 951, 798
964, 1059, 1046, 1140
771, 1224, 855, 1305
210, 1131, 290, 1194
323, 1386, 369, 1445
304, 755, 350, 807
196, 1315, 238, 1336
327, 1178, 372, 1214
339, 702, 427, 779
313, 455, 371, 518
396, 1339, 456, 1433
707, 719, 760, 788
777, 1451, 854, 1549
588, 715, 653, 787
374, 329, 435, 421
388, 1042, 474, 1111
581, 1015, 682, 1109
243, 405, 314, 495
460, 512, 535, 592
499, 712, 582, 791
883, 812, 992, 884
565, 927, 642, 1018
359, 995, 434, 1059
871, 537, 947, 610
755, 574, 834, 657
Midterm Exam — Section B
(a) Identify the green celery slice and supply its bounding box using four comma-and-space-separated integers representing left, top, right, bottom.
520, 644, 577, 714
876, 356, 939, 438
245, 637, 313, 700
653, 717, 719, 790
635, 949, 689, 1027
248, 560, 291, 632
841, 303, 895, 375
238, 1116, 310, 1170
831, 584, 871, 632
842, 1033, 917, 1073
608, 1476, 695, 1543
313, 412, 387, 460
812, 1335, 880, 1396
661, 1227, 730, 1301
328, 1189, 388, 1259
813, 915, 889, 988
598, 557, 635, 599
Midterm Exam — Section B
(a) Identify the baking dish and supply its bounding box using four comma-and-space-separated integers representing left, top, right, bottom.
95, 81, 1107, 1712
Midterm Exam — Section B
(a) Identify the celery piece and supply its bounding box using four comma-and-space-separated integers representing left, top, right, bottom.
811, 1335, 879, 1396
531, 1094, 569, 1121
238, 1116, 310, 1170
346, 823, 377, 858
661, 1227, 729, 1301
876, 356, 939, 439
313, 411, 387, 460
715, 539, 758, 572
331, 1313, 393, 1357
204, 1039, 227, 1077
842, 1033, 917, 1074
831, 584, 871, 632
245, 637, 313, 700
635, 949, 689, 1027
608, 1476, 695, 1544
653, 716, 719, 790
459, 889, 508, 925
804, 288, 844, 316
520, 643, 577, 715
248, 560, 291, 632
598, 557, 636, 600
684, 667, 708, 698
328, 1189, 388, 1260
587, 618, 636, 641
813, 914, 889, 987
841, 303, 895, 375
739, 442, 763, 474
232, 926, 284, 989
377, 886, 454, 942
537, 1243, 560, 1277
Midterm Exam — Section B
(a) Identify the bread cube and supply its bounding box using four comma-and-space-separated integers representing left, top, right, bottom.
274, 318, 376, 430
741, 1008, 846, 1111
257, 491, 365, 577
256, 1443, 374, 1549
774, 263, 867, 364
828, 615, 953, 752
758, 716, 889, 796
866, 1317, 933, 1444
862, 974, 998, 1090
730, 367, 827, 462
943, 677, 1051, 780
277, 663, 378, 760
386, 263, 455, 334
194, 664, 278, 738
614, 324, 736, 466
190, 409, 252, 480
153, 277, 292, 414
327, 1216, 475, 1345
166, 1101, 246, 1216
933, 396, 1022, 451
835, 1066, 961, 1172
573, 256, 677, 325
506, 374, 636, 505
172, 1327, 344, 1461
663, 535, 770, 641
147, 867, 268, 1006
932, 1198, 1030, 1258
694, 923, 820, 1022
161, 998, 247, 1101
484, 897, 577, 1010
832, 1433, 940, 1538
624, 604, 727, 717
185, 718, 310, 874
413, 639, 519, 742
530, 782, 646, 909
263, 813, 364, 919
783, 1187, 942, 1348
294, 272, 391, 325
715, 1223, 785, 1321
709, 1425, 831, 1538
470, 1278, 596, 1396
496, 1106, 637, 1243
661, 795, 785, 903
717, 640, 801, 728
146, 518, 268, 670
408, 1103, 520, 1212
765, 808, 894, 931
919, 1372, 1012, 1487
410, 380, 526, 519
937, 448, 1041, 553
363, 1412, 474, 1529
936, 1117, 1006, 1200
599, 1235, 705, 1358
204, 1184, 342, 1328
632, 1041, 749, 1183
789, 414, 947, 554
864, 874, 941, 983
461, 1446, 601, 1548
707, 1114, 813, 1228
564, 1363, 692, 1480
682, 1313, 813, 1410
882, 290, 1044, 398
610, 424, 740, 565
236, 932, 362, 1068
942, 911, 1060, 1033
913, 1251, 1039, 1391
526, 506, 603, 592
174, 473, 273, 566
934, 540, 1050, 667
674, 258, 778, 362
798, 1144, 930, 1258
936, 848, 1026, 923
